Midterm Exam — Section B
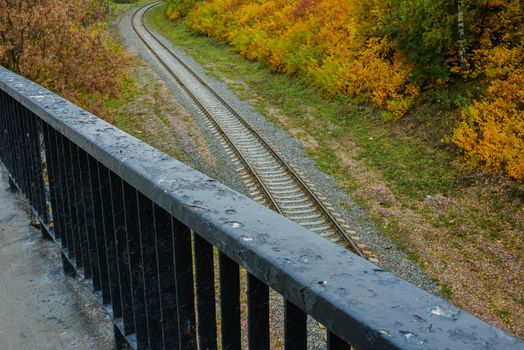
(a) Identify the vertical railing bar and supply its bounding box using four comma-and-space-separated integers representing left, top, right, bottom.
4, 91, 17, 177
18, 101, 34, 200
219, 252, 241, 350
55, 131, 80, 273
194, 232, 218, 349
114, 324, 129, 350
28, 112, 45, 222
71, 143, 92, 279
247, 273, 270, 350
49, 127, 68, 245
172, 218, 197, 349
9, 99, 24, 193
42, 124, 62, 242
98, 164, 123, 319
79, 149, 102, 292
64, 139, 85, 272
123, 182, 149, 349
54, 130, 75, 259
42, 125, 75, 274
7, 96, 22, 187
0, 92, 9, 172
0, 91, 10, 172
21, 107, 39, 216
89, 157, 112, 305
153, 204, 179, 349
33, 117, 50, 227
327, 331, 351, 350
0, 92, 5, 169
13, 99, 30, 197
136, 192, 163, 349
110, 173, 136, 336
0, 92, 6, 170
7, 97, 23, 190
4, 91, 15, 174
57, 135, 77, 263
284, 300, 307, 350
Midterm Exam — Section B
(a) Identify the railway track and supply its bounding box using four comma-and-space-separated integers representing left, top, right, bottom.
131, 2, 377, 262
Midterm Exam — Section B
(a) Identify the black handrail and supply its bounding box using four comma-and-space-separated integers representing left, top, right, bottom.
0, 67, 521, 349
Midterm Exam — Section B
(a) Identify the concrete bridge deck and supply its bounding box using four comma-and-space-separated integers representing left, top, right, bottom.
0, 169, 113, 350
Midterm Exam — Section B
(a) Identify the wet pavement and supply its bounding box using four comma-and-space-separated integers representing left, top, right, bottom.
0, 168, 113, 350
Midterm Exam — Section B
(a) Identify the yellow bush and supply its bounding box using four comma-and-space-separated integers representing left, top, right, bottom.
453, 47, 524, 180
187, 0, 414, 117
168, 9, 181, 21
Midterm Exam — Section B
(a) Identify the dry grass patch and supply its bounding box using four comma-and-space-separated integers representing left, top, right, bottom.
107, 59, 215, 167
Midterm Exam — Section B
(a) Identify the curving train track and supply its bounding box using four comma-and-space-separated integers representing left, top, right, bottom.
131, 2, 376, 262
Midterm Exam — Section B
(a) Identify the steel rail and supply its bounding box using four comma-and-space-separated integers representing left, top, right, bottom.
132, 2, 366, 257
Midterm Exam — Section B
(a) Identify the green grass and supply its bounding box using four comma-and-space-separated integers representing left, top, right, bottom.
439, 282, 454, 299
109, 0, 151, 17
146, 4, 461, 204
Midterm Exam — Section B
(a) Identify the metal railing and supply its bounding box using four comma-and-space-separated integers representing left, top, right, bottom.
0, 66, 521, 350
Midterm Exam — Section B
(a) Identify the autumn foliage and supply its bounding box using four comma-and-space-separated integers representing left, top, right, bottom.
167, 0, 523, 180
453, 48, 524, 180
452, 2, 524, 180
0, 0, 129, 122
182, 0, 420, 120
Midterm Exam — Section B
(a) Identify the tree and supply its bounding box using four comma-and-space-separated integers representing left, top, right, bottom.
0, 0, 128, 121
456, 0, 466, 70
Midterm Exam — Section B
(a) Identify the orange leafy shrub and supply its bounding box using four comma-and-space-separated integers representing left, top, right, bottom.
452, 0, 523, 180
0, 0, 129, 122
166, 0, 200, 20
454, 47, 524, 180
185, 0, 415, 118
